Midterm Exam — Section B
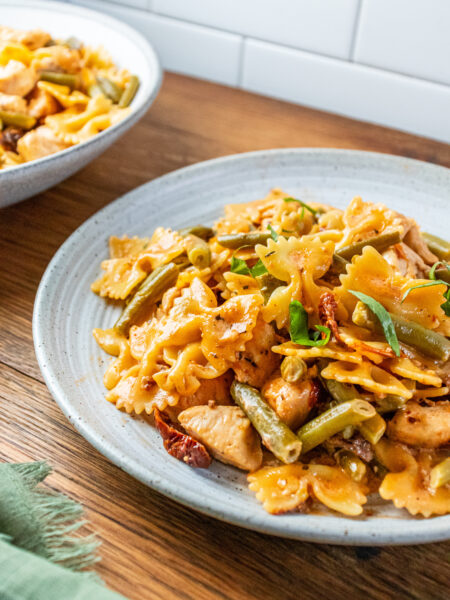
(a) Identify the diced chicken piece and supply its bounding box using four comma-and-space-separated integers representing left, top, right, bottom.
32, 46, 82, 74
262, 376, 319, 429
0, 60, 37, 97
403, 220, 438, 265
0, 92, 27, 114
232, 319, 280, 388
383, 243, 429, 278
17, 126, 70, 162
387, 401, 450, 448
27, 87, 59, 119
0, 26, 51, 50
178, 405, 263, 471
174, 372, 233, 415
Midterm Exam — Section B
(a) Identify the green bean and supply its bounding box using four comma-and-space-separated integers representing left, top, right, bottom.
423, 233, 450, 261
255, 272, 284, 303
217, 231, 271, 249
434, 267, 450, 285
280, 356, 307, 383
114, 262, 179, 335
331, 254, 349, 275
336, 450, 367, 482
430, 457, 450, 489
118, 74, 140, 107
358, 413, 386, 445
39, 71, 78, 89
96, 76, 122, 103
231, 381, 302, 463
0, 110, 35, 130
183, 234, 211, 269
321, 376, 359, 404
374, 394, 407, 414
335, 230, 402, 261
352, 301, 450, 361
87, 83, 103, 98
297, 400, 376, 454
178, 225, 214, 240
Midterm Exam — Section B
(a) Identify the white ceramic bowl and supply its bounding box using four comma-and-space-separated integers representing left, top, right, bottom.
0, 0, 162, 208
34, 149, 450, 545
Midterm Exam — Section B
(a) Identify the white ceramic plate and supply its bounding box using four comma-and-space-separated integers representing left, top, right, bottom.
33, 149, 450, 545
0, 0, 162, 207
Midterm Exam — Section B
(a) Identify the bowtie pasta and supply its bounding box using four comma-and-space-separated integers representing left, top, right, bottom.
0, 25, 139, 168
93, 191, 450, 518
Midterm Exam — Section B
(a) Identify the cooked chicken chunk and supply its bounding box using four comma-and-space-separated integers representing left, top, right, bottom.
17, 126, 70, 162
0, 92, 27, 114
262, 376, 319, 429
32, 45, 82, 74
387, 401, 450, 448
178, 405, 263, 471
383, 243, 429, 279
27, 87, 59, 119
403, 220, 438, 265
0, 26, 51, 50
232, 318, 280, 388
0, 60, 37, 97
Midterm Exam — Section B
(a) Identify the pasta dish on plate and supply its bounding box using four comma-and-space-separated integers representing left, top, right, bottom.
92, 190, 450, 518
0, 25, 139, 169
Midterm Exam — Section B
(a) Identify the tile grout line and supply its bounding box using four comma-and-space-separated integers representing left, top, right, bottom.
349, 0, 364, 62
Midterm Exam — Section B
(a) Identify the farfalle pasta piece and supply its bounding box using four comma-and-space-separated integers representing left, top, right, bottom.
338, 326, 394, 364
0, 42, 33, 66
37, 81, 89, 107
386, 356, 442, 387
223, 271, 260, 297
93, 328, 136, 390
248, 464, 368, 516
139, 227, 185, 270
414, 386, 449, 400
91, 255, 148, 299
336, 196, 405, 249
272, 341, 364, 364
321, 360, 413, 399
255, 235, 334, 328
337, 246, 450, 335
109, 235, 150, 259
376, 440, 450, 517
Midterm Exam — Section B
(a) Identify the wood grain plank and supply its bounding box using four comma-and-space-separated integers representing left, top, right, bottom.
1, 363, 449, 600
1, 72, 449, 599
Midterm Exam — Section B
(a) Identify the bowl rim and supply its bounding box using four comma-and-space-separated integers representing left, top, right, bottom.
0, 0, 163, 178
33, 147, 450, 546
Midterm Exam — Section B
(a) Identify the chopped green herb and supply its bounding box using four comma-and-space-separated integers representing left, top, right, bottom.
267, 224, 278, 241
441, 289, 450, 316
289, 300, 331, 347
349, 290, 400, 357
430, 261, 450, 280
251, 259, 268, 277
230, 256, 251, 276
284, 197, 317, 216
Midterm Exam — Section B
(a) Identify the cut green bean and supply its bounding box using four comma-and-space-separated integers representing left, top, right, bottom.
352, 301, 450, 361
118, 74, 140, 107
358, 413, 386, 445
423, 233, 450, 261
231, 381, 302, 463
331, 254, 349, 275
374, 394, 407, 414
87, 83, 103, 98
217, 231, 271, 249
335, 230, 402, 261
183, 234, 211, 269
39, 71, 78, 89
178, 225, 214, 240
434, 267, 450, 285
0, 110, 35, 130
430, 457, 450, 489
321, 376, 359, 404
114, 262, 179, 335
336, 450, 367, 482
280, 356, 307, 383
96, 76, 122, 103
297, 400, 376, 454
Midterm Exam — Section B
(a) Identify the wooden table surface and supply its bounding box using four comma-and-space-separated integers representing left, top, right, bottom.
1, 72, 449, 600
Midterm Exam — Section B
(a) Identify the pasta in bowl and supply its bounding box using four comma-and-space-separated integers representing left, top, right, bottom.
92, 190, 450, 520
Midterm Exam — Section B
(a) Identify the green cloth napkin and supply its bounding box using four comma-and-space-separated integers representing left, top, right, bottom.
0, 461, 126, 600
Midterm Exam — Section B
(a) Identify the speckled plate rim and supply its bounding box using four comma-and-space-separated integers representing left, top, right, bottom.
0, 0, 163, 179
33, 148, 450, 545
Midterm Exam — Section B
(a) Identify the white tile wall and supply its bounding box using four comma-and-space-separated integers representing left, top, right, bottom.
354, 0, 450, 86
242, 40, 450, 143
153, 0, 360, 60
67, 0, 450, 142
